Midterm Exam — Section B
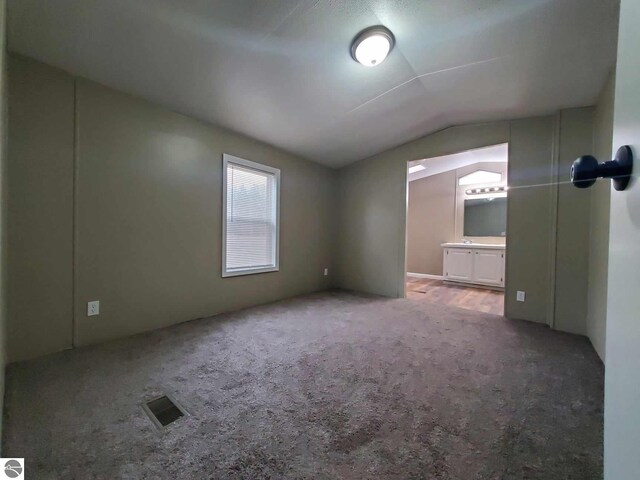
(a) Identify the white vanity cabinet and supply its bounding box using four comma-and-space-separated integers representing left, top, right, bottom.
442, 243, 505, 288
443, 248, 474, 282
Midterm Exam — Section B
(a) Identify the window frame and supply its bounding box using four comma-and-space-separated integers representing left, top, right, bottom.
221, 153, 280, 278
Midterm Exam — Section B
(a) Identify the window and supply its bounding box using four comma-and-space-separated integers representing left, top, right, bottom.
222, 154, 280, 277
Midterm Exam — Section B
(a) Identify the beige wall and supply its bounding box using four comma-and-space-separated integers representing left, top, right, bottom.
337, 114, 594, 331
8, 56, 336, 360
553, 108, 594, 335
7, 57, 75, 362
0, 0, 7, 449
504, 116, 557, 324
406, 170, 456, 275
587, 70, 615, 361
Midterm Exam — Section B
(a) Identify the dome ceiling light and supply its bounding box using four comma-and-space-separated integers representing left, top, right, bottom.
351, 26, 395, 67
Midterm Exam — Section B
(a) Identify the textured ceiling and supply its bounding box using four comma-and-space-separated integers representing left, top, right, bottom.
8, 0, 619, 168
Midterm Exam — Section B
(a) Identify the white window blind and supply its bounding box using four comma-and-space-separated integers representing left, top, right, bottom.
222, 154, 280, 277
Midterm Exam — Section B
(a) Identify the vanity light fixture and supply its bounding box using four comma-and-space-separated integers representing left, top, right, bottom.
465, 185, 508, 195
351, 26, 395, 67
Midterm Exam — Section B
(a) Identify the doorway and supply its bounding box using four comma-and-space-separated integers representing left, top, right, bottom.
405, 144, 508, 316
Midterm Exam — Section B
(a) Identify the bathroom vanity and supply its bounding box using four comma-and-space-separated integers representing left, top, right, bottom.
441, 243, 506, 289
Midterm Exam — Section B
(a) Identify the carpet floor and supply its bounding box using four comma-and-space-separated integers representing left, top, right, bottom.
3, 290, 603, 479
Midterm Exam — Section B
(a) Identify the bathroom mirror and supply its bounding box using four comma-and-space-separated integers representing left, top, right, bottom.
463, 197, 507, 237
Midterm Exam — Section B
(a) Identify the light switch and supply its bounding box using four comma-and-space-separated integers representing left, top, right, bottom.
516, 291, 526, 302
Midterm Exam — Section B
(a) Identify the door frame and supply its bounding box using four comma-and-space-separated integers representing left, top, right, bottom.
402, 144, 510, 316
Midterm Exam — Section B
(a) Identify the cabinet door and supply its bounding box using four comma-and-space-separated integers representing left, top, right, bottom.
472, 249, 504, 286
444, 249, 473, 281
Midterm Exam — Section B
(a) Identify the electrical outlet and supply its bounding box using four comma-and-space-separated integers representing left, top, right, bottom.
516, 291, 526, 302
323, 268, 329, 276
87, 300, 100, 316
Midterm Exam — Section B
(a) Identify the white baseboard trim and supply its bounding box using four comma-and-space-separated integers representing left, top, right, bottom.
406, 272, 443, 280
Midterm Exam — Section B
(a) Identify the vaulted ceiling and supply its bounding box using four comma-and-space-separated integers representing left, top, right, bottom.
8, 0, 619, 167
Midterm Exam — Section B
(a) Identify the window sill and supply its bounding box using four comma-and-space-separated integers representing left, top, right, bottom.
222, 266, 279, 278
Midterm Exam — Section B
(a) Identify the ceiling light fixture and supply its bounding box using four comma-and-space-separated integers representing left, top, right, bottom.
351, 26, 395, 67
408, 164, 426, 174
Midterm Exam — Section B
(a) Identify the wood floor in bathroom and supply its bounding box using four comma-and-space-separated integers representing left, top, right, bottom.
406, 277, 504, 316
